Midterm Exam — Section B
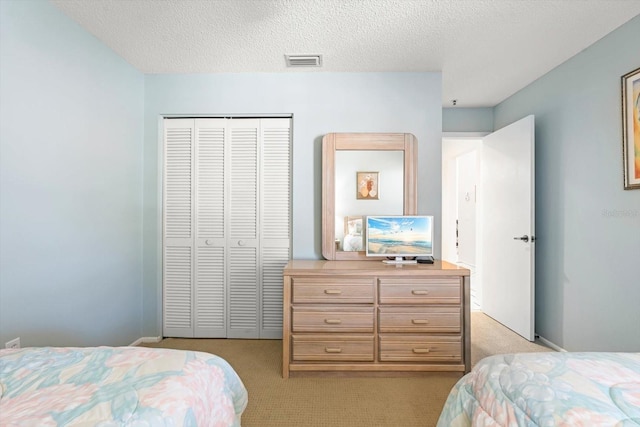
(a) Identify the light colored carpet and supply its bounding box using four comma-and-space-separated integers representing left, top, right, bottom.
470, 310, 552, 365
142, 312, 552, 427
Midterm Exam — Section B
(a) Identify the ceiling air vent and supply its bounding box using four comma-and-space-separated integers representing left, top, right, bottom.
285, 54, 322, 68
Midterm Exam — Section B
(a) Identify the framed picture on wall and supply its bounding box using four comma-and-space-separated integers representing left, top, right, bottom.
356, 171, 379, 199
622, 66, 640, 190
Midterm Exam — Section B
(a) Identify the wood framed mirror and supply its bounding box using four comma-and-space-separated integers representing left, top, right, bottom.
322, 133, 418, 260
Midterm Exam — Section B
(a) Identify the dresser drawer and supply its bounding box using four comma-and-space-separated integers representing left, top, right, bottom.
292, 307, 374, 333
292, 335, 374, 361
378, 306, 461, 333
292, 278, 374, 304
379, 335, 462, 362
379, 278, 461, 304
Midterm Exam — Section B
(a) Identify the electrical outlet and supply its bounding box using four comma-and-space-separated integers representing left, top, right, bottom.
5, 337, 20, 349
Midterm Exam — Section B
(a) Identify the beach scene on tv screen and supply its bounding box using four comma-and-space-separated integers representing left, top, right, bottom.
367, 216, 433, 254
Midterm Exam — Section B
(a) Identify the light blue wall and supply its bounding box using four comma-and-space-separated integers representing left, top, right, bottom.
142, 73, 442, 334
0, 0, 145, 346
494, 16, 640, 351
443, 107, 494, 133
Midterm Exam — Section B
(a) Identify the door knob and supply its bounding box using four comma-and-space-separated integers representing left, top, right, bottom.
513, 235, 529, 242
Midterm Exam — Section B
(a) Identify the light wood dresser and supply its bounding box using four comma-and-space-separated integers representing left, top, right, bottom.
282, 260, 471, 378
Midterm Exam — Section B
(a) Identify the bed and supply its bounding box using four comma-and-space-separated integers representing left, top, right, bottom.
437, 352, 640, 426
0, 346, 248, 426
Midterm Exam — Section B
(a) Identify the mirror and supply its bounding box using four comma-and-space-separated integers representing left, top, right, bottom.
322, 133, 417, 260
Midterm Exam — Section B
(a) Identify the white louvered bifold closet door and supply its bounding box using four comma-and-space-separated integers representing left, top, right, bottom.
227, 119, 260, 338
163, 117, 291, 339
194, 119, 227, 337
260, 119, 291, 338
163, 119, 195, 337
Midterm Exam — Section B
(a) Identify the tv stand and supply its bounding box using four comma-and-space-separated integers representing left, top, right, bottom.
382, 257, 417, 264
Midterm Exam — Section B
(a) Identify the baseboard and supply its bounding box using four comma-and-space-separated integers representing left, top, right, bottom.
129, 336, 163, 346
536, 335, 567, 352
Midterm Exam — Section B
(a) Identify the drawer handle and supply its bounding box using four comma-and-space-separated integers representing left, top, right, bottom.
412, 319, 429, 324
411, 290, 429, 295
324, 289, 342, 295
324, 319, 342, 324
412, 348, 430, 354
325, 347, 342, 353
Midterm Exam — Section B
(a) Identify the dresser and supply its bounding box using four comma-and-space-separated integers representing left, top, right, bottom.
282, 260, 471, 378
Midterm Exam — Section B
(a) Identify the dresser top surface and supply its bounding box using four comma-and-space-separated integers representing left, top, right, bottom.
284, 260, 470, 277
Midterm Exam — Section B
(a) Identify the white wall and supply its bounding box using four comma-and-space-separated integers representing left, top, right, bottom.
142, 72, 442, 335
0, 0, 144, 346
494, 16, 640, 351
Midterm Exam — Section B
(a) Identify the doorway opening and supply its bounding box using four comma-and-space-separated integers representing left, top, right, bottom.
442, 136, 483, 310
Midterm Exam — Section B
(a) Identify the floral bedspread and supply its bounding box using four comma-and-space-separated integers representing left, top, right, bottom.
0, 346, 248, 426
437, 352, 640, 426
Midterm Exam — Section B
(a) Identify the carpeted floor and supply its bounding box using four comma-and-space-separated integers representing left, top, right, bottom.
470, 311, 552, 365
142, 311, 552, 427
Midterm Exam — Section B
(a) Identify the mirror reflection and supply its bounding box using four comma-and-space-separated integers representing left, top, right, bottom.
334, 150, 404, 252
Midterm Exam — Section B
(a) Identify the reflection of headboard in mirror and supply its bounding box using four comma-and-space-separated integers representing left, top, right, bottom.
322, 133, 417, 260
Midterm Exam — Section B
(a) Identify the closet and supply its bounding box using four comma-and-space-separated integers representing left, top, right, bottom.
162, 118, 291, 339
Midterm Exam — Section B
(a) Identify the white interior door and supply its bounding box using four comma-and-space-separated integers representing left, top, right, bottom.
481, 115, 535, 341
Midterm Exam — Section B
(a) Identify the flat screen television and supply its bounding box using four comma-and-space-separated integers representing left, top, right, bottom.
365, 215, 434, 264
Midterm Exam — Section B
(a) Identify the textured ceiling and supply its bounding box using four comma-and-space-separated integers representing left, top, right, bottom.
50, 0, 640, 107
